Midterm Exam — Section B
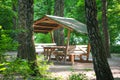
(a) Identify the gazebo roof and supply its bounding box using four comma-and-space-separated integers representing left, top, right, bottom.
33, 15, 87, 34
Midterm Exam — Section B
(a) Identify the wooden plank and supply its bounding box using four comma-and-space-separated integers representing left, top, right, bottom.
34, 30, 50, 32
50, 31, 54, 43
33, 25, 57, 28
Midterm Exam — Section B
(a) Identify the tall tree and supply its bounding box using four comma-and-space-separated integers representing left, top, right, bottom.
85, 0, 114, 80
54, 0, 64, 46
17, 0, 40, 76
101, 0, 111, 58
12, 0, 17, 30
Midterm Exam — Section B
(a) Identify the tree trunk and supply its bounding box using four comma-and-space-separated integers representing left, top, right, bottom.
12, 0, 17, 30
85, 0, 114, 80
54, 0, 64, 46
12, 0, 18, 41
101, 0, 111, 58
17, 0, 40, 76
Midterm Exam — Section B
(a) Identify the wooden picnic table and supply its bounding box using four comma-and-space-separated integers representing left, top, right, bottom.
42, 45, 66, 61
42, 44, 91, 64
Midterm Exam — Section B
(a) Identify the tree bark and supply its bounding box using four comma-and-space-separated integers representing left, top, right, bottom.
85, 0, 114, 80
54, 0, 64, 46
17, 0, 40, 76
101, 0, 111, 58
12, 0, 17, 30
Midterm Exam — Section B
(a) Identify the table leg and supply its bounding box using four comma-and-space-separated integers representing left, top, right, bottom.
69, 55, 74, 64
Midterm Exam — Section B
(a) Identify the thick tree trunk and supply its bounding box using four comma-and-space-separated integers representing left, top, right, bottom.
17, 0, 40, 76
54, 0, 64, 46
85, 0, 113, 80
101, 0, 111, 58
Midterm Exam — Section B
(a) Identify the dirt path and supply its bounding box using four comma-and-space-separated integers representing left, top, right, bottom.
48, 54, 120, 80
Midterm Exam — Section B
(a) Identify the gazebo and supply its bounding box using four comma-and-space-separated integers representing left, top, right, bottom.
33, 15, 88, 63
33, 15, 87, 43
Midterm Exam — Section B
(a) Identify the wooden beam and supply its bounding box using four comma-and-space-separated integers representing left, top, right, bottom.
34, 30, 50, 32
33, 25, 57, 28
64, 30, 71, 63
50, 31, 54, 43
34, 16, 57, 24
35, 22, 59, 27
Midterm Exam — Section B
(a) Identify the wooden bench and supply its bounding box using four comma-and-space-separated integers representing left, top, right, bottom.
68, 43, 91, 64
53, 45, 76, 62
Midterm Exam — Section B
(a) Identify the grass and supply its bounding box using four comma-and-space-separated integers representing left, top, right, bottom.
112, 54, 120, 57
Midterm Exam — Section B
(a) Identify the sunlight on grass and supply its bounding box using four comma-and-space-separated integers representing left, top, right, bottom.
83, 68, 93, 71
69, 73, 88, 80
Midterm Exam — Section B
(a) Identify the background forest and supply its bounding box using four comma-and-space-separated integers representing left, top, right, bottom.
0, 0, 120, 53
0, 0, 120, 80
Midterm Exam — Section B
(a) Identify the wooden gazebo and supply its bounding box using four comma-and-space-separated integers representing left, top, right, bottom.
33, 15, 87, 33
33, 15, 87, 43
33, 15, 87, 62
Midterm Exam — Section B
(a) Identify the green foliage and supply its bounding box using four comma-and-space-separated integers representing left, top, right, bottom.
34, 0, 54, 20
64, 29, 88, 45
64, 0, 85, 23
0, 58, 34, 79
107, 0, 120, 45
37, 55, 51, 75
69, 73, 88, 80
0, 26, 18, 63
69, 33, 88, 45
34, 33, 52, 43
0, 0, 12, 7
0, 56, 55, 80
110, 45, 120, 53
0, 4, 15, 29
0, 28, 18, 52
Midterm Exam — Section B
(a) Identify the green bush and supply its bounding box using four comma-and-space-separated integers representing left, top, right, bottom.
34, 33, 52, 43
0, 26, 18, 63
110, 45, 120, 53
69, 73, 88, 80
0, 58, 34, 79
0, 4, 15, 30
37, 55, 52, 75
0, 55, 57, 80
0, 26, 18, 51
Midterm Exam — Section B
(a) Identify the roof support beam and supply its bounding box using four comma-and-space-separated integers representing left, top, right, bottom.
50, 31, 54, 43
64, 30, 71, 63
34, 30, 50, 32
33, 25, 57, 28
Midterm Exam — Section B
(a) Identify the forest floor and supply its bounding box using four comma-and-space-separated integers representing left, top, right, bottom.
3, 52, 120, 80
48, 54, 120, 80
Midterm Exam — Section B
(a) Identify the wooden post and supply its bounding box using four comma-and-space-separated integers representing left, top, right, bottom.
64, 30, 71, 63
50, 31, 54, 43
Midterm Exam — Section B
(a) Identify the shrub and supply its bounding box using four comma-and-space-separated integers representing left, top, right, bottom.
0, 26, 18, 52
0, 58, 34, 79
0, 26, 18, 63
34, 33, 52, 43
69, 73, 88, 80
110, 45, 120, 53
